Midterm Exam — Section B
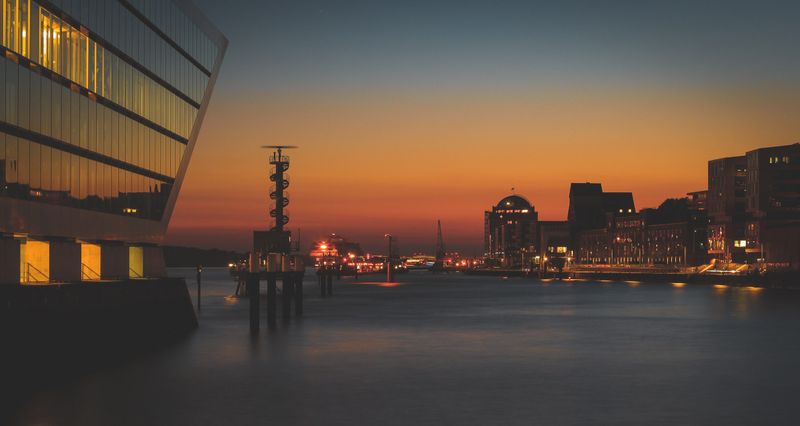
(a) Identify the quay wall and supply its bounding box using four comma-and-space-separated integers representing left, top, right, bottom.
0, 278, 197, 415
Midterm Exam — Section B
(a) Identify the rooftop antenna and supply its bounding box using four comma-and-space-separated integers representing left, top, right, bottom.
260, 145, 298, 231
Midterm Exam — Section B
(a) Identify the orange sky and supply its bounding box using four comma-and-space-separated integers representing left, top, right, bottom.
166, 83, 800, 253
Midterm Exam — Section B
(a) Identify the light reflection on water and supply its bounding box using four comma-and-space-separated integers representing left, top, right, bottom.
12, 268, 800, 426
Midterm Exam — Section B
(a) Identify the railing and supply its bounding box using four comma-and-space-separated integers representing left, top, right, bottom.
129, 268, 144, 279
269, 154, 289, 163
81, 263, 101, 280
25, 263, 49, 284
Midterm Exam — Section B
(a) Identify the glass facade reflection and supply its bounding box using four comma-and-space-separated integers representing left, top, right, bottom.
0, 0, 223, 221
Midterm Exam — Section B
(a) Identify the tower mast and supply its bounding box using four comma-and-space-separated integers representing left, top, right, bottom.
262, 145, 297, 232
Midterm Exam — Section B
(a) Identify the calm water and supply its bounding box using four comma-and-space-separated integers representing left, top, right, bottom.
12, 268, 800, 425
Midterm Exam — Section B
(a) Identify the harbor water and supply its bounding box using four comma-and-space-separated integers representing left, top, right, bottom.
11, 268, 800, 425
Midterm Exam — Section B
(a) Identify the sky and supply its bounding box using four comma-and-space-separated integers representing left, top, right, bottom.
166, 0, 800, 254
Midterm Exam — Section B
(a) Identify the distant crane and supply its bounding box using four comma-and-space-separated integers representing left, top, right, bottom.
431, 220, 447, 272
435, 220, 446, 261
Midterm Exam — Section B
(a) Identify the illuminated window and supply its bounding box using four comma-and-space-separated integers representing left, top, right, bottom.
2, 0, 31, 56
734, 240, 747, 248
20, 240, 49, 283
81, 243, 102, 280
129, 247, 144, 278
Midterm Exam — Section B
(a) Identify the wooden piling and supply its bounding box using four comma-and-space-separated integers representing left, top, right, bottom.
267, 274, 277, 324
282, 274, 293, 319
247, 273, 260, 334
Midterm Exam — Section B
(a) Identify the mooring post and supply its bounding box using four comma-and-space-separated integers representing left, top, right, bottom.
267, 273, 277, 325
196, 265, 202, 312
326, 273, 333, 296
282, 273, 293, 319
247, 272, 260, 334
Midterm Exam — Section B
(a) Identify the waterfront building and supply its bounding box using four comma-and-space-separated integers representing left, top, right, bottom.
705, 143, 800, 269
537, 220, 570, 268
484, 195, 538, 267
706, 156, 748, 263
576, 197, 707, 267
0, 0, 227, 284
568, 182, 635, 263
743, 143, 800, 269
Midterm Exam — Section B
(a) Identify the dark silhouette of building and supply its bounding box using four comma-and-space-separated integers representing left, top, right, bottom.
687, 190, 707, 211
568, 183, 635, 262
743, 143, 800, 269
577, 197, 707, 266
707, 156, 748, 262
484, 195, 538, 267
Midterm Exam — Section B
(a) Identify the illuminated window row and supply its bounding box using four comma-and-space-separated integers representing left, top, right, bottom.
0, 58, 185, 179
37, 7, 197, 139
43, 0, 210, 103
0, 132, 171, 220
1, 2, 199, 139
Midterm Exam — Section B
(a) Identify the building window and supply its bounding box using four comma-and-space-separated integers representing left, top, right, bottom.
2, 0, 31, 57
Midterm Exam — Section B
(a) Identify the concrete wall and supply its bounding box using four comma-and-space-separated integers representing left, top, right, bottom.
0, 237, 21, 284
50, 240, 81, 283
143, 246, 167, 278
101, 244, 129, 280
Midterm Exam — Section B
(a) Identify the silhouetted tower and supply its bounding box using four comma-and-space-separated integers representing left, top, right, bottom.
253, 146, 298, 257
435, 220, 446, 260
265, 145, 295, 231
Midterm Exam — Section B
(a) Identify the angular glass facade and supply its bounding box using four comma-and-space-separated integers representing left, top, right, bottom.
0, 0, 225, 222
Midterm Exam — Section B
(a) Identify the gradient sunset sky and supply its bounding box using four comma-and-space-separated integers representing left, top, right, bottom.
167, 0, 800, 253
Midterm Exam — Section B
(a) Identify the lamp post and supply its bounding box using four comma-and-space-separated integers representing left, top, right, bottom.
385, 234, 393, 283
196, 265, 202, 312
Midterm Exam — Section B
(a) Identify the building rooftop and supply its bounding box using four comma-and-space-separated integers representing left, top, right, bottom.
495, 195, 532, 210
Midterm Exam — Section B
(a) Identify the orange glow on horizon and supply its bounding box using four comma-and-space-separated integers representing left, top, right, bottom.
168, 85, 800, 250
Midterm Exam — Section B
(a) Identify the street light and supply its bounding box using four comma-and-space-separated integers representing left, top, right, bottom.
385, 234, 393, 283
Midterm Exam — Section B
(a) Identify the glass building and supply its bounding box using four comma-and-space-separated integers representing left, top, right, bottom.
0, 0, 226, 283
